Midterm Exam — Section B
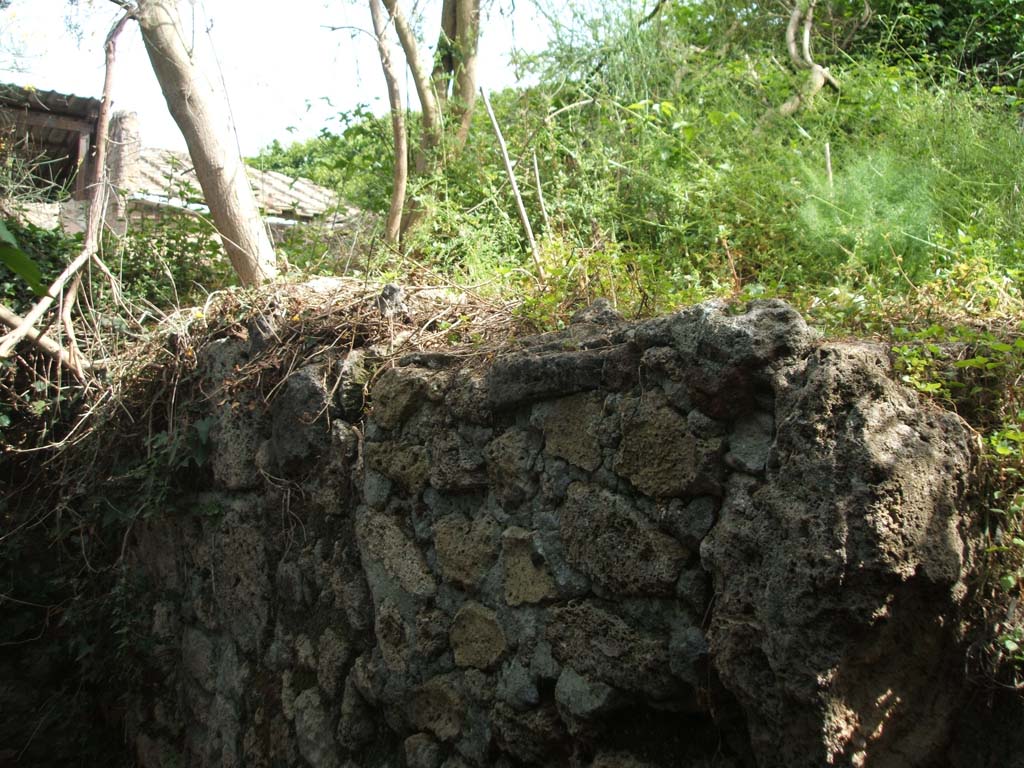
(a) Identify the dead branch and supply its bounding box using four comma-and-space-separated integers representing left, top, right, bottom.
60, 274, 85, 374
0, 304, 89, 380
481, 89, 545, 285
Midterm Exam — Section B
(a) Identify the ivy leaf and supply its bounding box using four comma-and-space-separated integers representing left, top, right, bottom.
0, 222, 45, 296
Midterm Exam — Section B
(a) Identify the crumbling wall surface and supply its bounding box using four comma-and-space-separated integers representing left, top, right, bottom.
127, 299, 979, 768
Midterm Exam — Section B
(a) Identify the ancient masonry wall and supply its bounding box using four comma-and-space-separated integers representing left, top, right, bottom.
128, 300, 980, 768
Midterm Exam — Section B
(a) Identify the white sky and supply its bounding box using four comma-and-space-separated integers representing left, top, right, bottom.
0, 0, 552, 155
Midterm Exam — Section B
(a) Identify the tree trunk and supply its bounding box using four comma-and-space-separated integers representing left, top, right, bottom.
450, 0, 480, 149
383, 0, 443, 173
135, 0, 277, 286
379, 0, 483, 238
370, 0, 408, 247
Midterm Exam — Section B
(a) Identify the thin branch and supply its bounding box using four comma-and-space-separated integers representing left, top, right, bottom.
641, 0, 671, 26
106, 0, 138, 14
480, 88, 545, 285
825, 141, 833, 191
60, 274, 85, 374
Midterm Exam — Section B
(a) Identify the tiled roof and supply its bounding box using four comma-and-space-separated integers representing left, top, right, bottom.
130, 147, 339, 220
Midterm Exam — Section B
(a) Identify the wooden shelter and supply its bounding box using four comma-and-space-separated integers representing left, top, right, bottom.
0, 83, 101, 200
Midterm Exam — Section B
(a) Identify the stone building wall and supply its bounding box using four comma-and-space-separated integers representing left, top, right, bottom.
125, 300, 985, 768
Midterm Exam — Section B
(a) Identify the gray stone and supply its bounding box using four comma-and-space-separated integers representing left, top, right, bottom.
415, 607, 450, 659
210, 403, 264, 490
652, 496, 718, 555
434, 514, 500, 589
293, 688, 339, 768
570, 298, 624, 326
317, 628, 351, 699
546, 601, 678, 699
675, 568, 711, 615
536, 392, 605, 472
275, 559, 310, 609
530, 640, 561, 681
667, 300, 817, 420
182, 627, 217, 692
726, 409, 774, 474
270, 364, 331, 471
554, 667, 617, 721
335, 349, 369, 422
560, 483, 686, 595
337, 673, 376, 750
668, 622, 708, 686
496, 658, 539, 711
450, 601, 507, 670
484, 427, 543, 508
211, 509, 269, 653
404, 733, 443, 768
375, 598, 411, 673
409, 676, 464, 742
501, 527, 558, 606
491, 701, 567, 763
371, 366, 430, 430
355, 512, 436, 600
487, 343, 640, 409
614, 393, 724, 498
701, 343, 976, 767
265, 621, 294, 671
364, 441, 430, 494
196, 337, 247, 388
430, 430, 488, 491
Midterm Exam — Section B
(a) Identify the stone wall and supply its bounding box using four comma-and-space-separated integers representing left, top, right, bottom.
125, 299, 981, 768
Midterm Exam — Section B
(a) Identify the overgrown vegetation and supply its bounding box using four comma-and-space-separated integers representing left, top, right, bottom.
2, 1, 1024, 759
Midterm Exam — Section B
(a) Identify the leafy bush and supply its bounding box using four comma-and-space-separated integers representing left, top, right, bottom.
110, 211, 233, 308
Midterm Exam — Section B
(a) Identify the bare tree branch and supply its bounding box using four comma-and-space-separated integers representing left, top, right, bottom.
779, 0, 839, 116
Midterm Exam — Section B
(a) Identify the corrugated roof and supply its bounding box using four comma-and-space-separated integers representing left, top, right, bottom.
130, 147, 339, 220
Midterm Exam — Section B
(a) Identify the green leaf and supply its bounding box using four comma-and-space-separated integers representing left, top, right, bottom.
0, 220, 19, 248
0, 243, 45, 296
954, 356, 989, 368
